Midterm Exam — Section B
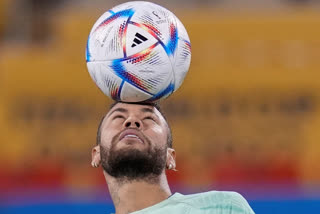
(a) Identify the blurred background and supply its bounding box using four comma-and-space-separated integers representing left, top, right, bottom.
1, 0, 320, 213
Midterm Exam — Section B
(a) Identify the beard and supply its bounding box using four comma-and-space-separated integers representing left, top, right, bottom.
100, 130, 167, 182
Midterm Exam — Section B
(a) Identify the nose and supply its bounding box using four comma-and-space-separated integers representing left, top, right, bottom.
124, 117, 141, 129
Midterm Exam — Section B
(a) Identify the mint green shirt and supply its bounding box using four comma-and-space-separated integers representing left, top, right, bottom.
130, 191, 255, 214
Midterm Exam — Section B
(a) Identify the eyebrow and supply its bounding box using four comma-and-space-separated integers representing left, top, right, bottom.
108, 107, 128, 116
140, 107, 154, 113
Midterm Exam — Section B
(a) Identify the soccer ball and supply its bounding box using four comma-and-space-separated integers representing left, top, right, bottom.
86, 1, 191, 102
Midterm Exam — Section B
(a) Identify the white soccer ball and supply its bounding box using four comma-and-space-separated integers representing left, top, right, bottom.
86, 1, 191, 102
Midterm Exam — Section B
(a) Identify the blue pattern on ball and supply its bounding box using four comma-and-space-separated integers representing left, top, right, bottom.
148, 82, 175, 101
110, 59, 153, 96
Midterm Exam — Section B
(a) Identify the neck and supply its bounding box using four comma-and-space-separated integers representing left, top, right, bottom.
104, 171, 172, 214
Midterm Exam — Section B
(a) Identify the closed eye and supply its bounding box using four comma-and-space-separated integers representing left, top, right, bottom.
143, 116, 156, 121
113, 115, 125, 120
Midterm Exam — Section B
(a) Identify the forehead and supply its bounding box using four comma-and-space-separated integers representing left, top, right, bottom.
106, 102, 163, 118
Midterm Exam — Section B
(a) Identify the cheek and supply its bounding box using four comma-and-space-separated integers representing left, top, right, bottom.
147, 125, 167, 145
101, 128, 118, 147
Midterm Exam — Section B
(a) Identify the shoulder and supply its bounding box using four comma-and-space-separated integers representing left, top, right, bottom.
173, 191, 255, 214
176, 190, 245, 201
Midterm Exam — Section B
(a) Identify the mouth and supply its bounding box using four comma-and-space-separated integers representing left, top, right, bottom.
119, 129, 144, 144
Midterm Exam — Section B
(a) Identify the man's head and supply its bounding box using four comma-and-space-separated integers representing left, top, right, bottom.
92, 102, 176, 182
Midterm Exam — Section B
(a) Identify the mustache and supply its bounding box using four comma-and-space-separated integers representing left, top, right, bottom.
111, 128, 150, 147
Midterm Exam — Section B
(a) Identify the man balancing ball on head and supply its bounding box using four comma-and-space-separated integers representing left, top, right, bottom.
86, 3, 254, 212
91, 101, 255, 214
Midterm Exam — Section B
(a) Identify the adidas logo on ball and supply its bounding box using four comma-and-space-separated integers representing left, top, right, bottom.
131, 33, 148, 48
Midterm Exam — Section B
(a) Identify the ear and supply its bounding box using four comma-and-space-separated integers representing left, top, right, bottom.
91, 145, 101, 168
166, 148, 177, 171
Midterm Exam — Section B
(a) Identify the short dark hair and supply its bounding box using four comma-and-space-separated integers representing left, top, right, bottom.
96, 101, 173, 148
